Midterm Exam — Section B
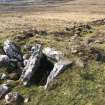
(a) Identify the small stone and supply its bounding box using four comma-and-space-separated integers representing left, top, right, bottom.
0, 73, 7, 80
0, 84, 9, 98
24, 97, 30, 103
5, 92, 24, 105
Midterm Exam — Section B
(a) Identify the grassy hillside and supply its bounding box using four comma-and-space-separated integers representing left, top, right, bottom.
0, 11, 105, 105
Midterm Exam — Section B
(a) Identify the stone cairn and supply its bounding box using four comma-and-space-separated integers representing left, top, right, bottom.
0, 39, 72, 104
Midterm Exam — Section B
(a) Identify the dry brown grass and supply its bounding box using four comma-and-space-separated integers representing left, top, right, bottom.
0, 12, 105, 38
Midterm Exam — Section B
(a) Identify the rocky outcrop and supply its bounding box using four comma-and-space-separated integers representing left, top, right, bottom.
0, 73, 7, 80
20, 44, 43, 86
3, 40, 23, 62
0, 39, 72, 103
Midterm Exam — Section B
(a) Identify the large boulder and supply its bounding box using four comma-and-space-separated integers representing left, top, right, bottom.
43, 47, 64, 62
0, 84, 9, 98
5, 92, 24, 105
3, 40, 23, 62
45, 60, 73, 89
20, 44, 43, 86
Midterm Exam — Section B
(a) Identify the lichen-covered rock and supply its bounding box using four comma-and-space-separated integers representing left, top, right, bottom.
0, 55, 10, 67
0, 84, 9, 98
20, 44, 43, 86
43, 47, 64, 62
3, 40, 23, 62
45, 60, 73, 89
5, 92, 24, 105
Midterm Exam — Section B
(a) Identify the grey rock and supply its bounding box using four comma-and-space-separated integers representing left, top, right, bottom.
24, 97, 30, 103
0, 55, 10, 67
3, 40, 23, 62
43, 47, 64, 62
0, 84, 9, 98
20, 44, 43, 86
45, 60, 72, 89
0, 73, 7, 80
5, 92, 23, 105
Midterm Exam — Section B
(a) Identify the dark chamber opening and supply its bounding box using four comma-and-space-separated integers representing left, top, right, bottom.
30, 54, 54, 86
